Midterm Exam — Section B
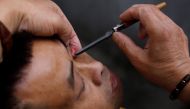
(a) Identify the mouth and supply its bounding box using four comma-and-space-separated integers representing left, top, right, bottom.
103, 67, 122, 95
106, 68, 124, 108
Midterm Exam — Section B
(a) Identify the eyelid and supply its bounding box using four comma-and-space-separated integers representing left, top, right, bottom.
72, 62, 85, 100
68, 61, 75, 89
71, 62, 74, 80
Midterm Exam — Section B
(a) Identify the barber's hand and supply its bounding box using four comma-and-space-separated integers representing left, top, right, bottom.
0, 0, 81, 55
113, 4, 190, 102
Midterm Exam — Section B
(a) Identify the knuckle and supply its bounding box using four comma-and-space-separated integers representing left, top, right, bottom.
148, 4, 157, 9
184, 35, 188, 43
159, 27, 174, 41
162, 24, 179, 36
174, 26, 184, 36
127, 8, 134, 16
138, 4, 157, 15
177, 27, 188, 42
162, 27, 171, 37
131, 4, 140, 8
132, 4, 155, 9
119, 40, 128, 49
51, 15, 61, 25
48, 1, 64, 18
162, 25, 188, 43
183, 35, 188, 43
177, 27, 184, 35
138, 4, 156, 11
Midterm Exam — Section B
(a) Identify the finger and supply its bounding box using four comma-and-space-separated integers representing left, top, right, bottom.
53, 7, 82, 55
120, 4, 166, 39
144, 39, 150, 49
66, 31, 82, 56
112, 32, 146, 65
138, 23, 147, 39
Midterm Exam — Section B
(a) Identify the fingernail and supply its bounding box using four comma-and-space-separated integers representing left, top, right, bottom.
112, 32, 120, 38
71, 45, 78, 57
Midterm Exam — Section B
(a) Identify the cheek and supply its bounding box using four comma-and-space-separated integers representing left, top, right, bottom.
14, 70, 74, 108
72, 82, 113, 109
73, 95, 112, 109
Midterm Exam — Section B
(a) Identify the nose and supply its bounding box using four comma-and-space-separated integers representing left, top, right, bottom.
74, 53, 104, 86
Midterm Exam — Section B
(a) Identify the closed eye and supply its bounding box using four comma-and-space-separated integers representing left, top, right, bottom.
59, 39, 85, 99
67, 61, 74, 89
67, 61, 85, 100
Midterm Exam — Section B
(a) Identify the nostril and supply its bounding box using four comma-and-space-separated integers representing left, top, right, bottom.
79, 61, 104, 86
101, 71, 103, 76
91, 62, 104, 86
92, 74, 102, 86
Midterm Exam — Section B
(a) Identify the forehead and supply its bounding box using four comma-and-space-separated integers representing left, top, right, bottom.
30, 39, 71, 78
15, 39, 73, 107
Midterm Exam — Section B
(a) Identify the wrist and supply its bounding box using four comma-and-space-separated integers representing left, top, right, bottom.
166, 59, 190, 102
176, 61, 190, 102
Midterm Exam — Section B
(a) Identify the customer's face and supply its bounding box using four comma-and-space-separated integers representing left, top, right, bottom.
14, 39, 123, 109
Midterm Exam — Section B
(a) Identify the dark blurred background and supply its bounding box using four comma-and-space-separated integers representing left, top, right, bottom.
54, 0, 190, 109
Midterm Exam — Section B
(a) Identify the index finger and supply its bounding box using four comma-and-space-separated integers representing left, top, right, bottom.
53, 6, 82, 55
120, 4, 168, 38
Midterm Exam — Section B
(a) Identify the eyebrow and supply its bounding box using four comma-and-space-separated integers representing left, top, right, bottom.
67, 61, 75, 89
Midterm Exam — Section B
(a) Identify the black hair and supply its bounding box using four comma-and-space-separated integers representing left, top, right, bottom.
0, 32, 59, 109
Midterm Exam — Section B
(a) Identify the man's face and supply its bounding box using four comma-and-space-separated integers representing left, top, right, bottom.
14, 39, 123, 109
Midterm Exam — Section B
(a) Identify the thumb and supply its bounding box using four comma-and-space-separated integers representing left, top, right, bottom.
112, 32, 146, 65
55, 13, 82, 56
63, 31, 82, 56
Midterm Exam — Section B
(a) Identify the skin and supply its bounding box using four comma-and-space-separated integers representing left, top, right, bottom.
14, 39, 123, 109
1, 0, 189, 106
112, 4, 190, 102
0, 0, 81, 57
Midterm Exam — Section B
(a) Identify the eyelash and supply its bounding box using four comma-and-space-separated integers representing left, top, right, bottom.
81, 78, 85, 93
71, 62, 75, 80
